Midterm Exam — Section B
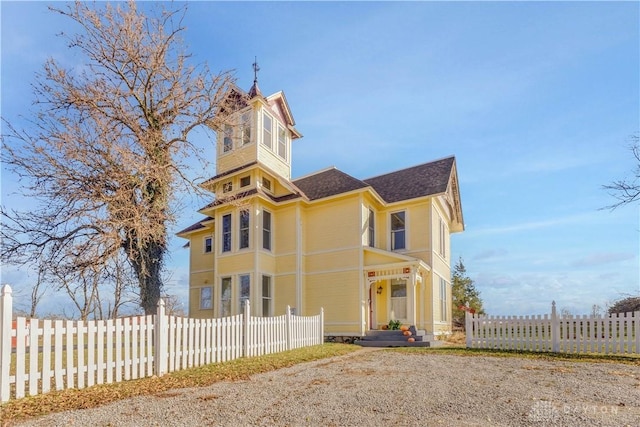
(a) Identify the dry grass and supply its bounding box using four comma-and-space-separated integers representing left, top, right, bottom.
0, 344, 359, 424
443, 331, 466, 346
391, 346, 640, 364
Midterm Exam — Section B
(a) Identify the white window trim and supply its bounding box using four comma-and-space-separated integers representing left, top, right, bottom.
220, 277, 232, 317
203, 236, 213, 254
368, 208, 375, 248
438, 275, 449, 322
439, 216, 448, 259
200, 286, 213, 310
221, 213, 232, 253
239, 209, 250, 250
241, 110, 253, 146
261, 275, 273, 317
262, 209, 272, 251
277, 124, 287, 160
262, 111, 273, 150
238, 273, 251, 313
389, 210, 407, 251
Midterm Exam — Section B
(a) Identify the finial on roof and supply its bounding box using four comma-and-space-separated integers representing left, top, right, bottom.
248, 57, 262, 98
252, 56, 260, 84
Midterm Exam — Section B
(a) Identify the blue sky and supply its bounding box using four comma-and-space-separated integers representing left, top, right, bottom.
1, 1, 639, 317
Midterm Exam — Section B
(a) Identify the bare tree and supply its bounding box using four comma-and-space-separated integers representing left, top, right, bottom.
162, 294, 187, 316
604, 133, 640, 209
1, 1, 234, 314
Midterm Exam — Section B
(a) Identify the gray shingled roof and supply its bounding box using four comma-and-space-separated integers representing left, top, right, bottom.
177, 216, 213, 235
364, 156, 454, 203
292, 168, 369, 201
194, 157, 455, 210
201, 161, 258, 186
291, 157, 455, 203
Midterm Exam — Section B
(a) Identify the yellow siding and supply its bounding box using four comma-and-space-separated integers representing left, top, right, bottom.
274, 206, 297, 254
363, 250, 406, 266
274, 275, 297, 314
258, 252, 276, 273
305, 270, 360, 327
276, 254, 296, 275
217, 252, 254, 274
258, 144, 290, 180
304, 198, 361, 252
217, 143, 257, 176
305, 249, 359, 273
189, 230, 215, 272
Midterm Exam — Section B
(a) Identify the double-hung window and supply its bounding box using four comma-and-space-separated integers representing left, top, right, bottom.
439, 217, 447, 258
262, 275, 272, 317
277, 125, 287, 159
200, 286, 212, 310
204, 236, 213, 253
239, 274, 250, 311
223, 124, 233, 153
220, 277, 232, 317
440, 277, 448, 321
262, 210, 272, 251
239, 209, 250, 249
390, 211, 406, 251
241, 111, 252, 145
262, 112, 273, 149
222, 214, 232, 252
368, 209, 375, 247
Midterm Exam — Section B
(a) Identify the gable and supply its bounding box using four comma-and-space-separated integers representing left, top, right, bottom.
364, 156, 455, 204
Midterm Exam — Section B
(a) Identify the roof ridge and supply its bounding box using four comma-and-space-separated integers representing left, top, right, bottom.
293, 165, 338, 181
363, 155, 455, 182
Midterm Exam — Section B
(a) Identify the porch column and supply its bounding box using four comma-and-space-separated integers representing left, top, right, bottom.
408, 272, 417, 327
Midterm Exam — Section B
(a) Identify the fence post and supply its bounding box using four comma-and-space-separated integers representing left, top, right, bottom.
154, 298, 168, 377
286, 305, 292, 351
320, 307, 324, 345
1, 285, 12, 403
465, 309, 472, 348
551, 301, 559, 353
243, 301, 250, 357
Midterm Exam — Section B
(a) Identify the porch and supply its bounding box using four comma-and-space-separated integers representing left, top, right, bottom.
363, 260, 433, 334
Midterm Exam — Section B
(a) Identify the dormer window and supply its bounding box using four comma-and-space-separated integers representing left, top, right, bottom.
277, 124, 287, 160
262, 112, 273, 149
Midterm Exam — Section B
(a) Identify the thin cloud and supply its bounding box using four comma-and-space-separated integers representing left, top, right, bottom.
467, 213, 594, 236
571, 252, 636, 268
472, 248, 508, 261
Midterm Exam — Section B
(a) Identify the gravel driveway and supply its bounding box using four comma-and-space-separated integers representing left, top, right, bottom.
14, 348, 640, 427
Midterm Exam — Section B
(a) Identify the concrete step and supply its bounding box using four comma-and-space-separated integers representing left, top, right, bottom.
356, 339, 443, 348
356, 326, 444, 348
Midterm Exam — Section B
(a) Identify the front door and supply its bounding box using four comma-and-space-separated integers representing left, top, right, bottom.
389, 279, 407, 321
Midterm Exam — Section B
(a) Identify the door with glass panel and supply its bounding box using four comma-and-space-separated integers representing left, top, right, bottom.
389, 279, 407, 321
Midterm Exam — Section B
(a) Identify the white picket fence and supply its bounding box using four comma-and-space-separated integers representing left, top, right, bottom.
465, 301, 640, 355
0, 284, 324, 402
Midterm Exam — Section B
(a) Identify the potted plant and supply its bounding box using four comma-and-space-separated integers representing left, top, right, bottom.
388, 320, 401, 330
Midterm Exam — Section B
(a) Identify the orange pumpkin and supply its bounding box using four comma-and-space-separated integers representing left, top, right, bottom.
407, 337, 415, 343
403, 330, 412, 336
400, 325, 409, 332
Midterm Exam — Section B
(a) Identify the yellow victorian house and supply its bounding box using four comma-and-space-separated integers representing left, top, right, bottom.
178, 76, 464, 341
